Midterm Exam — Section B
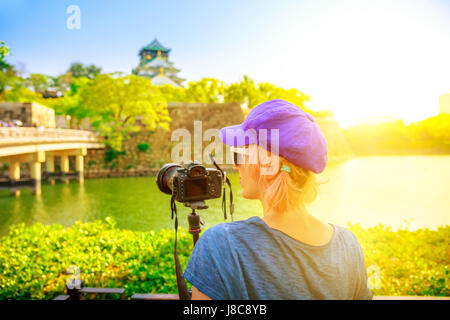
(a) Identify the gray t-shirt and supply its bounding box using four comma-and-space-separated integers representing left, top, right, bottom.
183, 216, 373, 300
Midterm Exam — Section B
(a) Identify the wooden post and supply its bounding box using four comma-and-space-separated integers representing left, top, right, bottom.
46, 155, 55, 185
66, 280, 83, 300
60, 155, 70, 184
9, 161, 20, 197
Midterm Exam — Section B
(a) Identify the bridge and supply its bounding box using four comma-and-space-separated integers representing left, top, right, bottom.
0, 127, 104, 196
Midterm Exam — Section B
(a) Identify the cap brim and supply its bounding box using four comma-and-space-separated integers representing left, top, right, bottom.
219, 124, 248, 147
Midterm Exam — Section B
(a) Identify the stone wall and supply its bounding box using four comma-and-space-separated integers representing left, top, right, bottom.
0, 102, 56, 128
168, 102, 245, 131
84, 102, 354, 178
84, 102, 245, 177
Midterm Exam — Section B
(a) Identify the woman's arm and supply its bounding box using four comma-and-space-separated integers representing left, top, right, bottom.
191, 286, 212, 300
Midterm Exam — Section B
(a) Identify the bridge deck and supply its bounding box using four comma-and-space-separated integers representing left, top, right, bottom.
0, 127, 104, 158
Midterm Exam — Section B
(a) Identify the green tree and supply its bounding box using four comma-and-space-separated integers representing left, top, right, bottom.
224, 75, 312, 113
27, 73, 51, 94
4, 86, 44, 103
52, 72, 74, 94
0, 42, 44, 102
44, 76, 91, 124
224, 75, 262, 108
343, 114, 450, 155
0, 42, 46, 103
158, 84, 186, 102
0, 66, 19, 96
257, 81, 311, 112
415, 114, 450, 142
80, 73, 170, 150
68, 62, 102, 79
184, 78, 225, 103
0, 41, 15, 95
0, 40, 11, 71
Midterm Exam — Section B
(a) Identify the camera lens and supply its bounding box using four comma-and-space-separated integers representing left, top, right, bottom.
156, 163, 182, 195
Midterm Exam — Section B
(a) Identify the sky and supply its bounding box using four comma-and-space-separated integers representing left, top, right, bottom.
1, 0, 450, 128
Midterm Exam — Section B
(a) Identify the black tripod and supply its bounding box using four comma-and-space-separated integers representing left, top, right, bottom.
171, 198, 208, 299
186, 201, 207, 246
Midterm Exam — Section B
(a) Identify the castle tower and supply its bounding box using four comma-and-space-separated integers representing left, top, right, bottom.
132, 39, 185, 87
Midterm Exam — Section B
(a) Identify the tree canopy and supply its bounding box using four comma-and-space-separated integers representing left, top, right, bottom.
223, 75, 312, 112
0, 41, 11, 71
79, 73, 170, 150
68, 62, 102, 79
343, 114, 450, 155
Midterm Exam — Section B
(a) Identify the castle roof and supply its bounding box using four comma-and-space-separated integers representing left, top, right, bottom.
135, 39, 184, 87
142, 39, 170, 53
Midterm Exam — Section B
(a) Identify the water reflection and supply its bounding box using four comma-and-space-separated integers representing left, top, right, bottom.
309, 155, 450, 231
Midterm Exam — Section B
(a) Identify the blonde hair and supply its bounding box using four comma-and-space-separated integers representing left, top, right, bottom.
242, 144, 319, 213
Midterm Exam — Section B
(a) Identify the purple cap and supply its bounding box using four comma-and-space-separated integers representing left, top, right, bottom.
219, 99, 328, 173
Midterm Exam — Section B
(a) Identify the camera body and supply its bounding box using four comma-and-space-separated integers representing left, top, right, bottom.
157, 161, 222, 203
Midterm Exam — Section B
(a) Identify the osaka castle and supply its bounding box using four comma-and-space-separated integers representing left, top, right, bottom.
132, 39, 185, 87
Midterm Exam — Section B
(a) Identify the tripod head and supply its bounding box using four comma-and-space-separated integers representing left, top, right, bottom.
184, 200, 208, 211
184, 201, 206, 246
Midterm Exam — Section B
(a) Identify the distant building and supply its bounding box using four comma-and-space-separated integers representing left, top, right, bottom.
439, 93, 450, 114
132, 39, 185, 87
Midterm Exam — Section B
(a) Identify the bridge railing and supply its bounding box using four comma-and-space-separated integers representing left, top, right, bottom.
0, 127, 103, 147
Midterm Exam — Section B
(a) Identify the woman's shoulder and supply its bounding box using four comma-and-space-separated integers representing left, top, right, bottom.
331, 224, 364, 251
200, 216, 265, 243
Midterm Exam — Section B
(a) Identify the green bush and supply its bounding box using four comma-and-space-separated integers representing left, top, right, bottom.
137, 142, 150, 152
104, 148, 126, 163
0, 218, 448, 299
348, 223, 450, 297
0, 218, 192, 299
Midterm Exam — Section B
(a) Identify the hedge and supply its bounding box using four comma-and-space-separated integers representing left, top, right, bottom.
0, 218, 448, 299
349, 223, 449, 296
0, 218, 192, 299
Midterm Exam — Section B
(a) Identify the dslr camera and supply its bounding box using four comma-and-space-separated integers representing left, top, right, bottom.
156, 161, 223, 205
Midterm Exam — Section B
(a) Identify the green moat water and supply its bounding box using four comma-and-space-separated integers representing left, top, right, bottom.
1, 155, 449, 237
